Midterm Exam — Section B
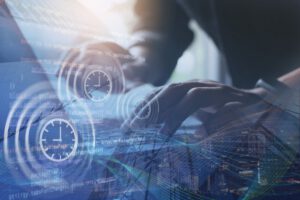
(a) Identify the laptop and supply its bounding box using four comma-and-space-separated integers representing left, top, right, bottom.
0, 1, 113, 199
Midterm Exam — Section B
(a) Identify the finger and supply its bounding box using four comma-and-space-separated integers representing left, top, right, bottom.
127, 83, 196, 130
156, 106, 213, 125
204, 102, 246, 135
121, 87, 163, 133
193, 125, 209, 140
222, 86, 261, 104
218, 101, 246, 113
194, 109, 214, 124
124, 82, 237, 131
130, 82, 219, 125
159, 87, 250, 136
130, 87, 163, 118
159, 87, 221, 136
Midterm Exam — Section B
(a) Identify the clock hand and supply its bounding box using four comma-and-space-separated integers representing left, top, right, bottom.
59, 125, 62, 142
98, 74, 101, 87
53, 125, 62, 142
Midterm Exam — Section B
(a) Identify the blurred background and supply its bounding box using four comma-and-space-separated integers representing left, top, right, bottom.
78, 0, 231, 84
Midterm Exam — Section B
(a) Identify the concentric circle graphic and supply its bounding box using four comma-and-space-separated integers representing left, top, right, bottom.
4, 82, 96, 190
116, 89, 160, 130
83, 69, 113, 102
57, 48, 126, 103
39, 118, 78, 162
56, 49, 126, 121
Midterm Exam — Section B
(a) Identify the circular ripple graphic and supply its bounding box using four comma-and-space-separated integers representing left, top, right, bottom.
83, 69, 113, 102
39, 118, 79, 162
57, 49, 125, 103
57, 51, 126, 121
4, 82, 96, 190
117, 90, 160, 130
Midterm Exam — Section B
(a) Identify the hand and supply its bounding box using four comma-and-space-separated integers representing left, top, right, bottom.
122, 45, 173, 88
57, 42, 131, 97
121, 80, 265, 136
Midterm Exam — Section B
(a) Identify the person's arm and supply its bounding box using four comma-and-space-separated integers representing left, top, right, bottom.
59, 0, 194, 94
122, 67, 300, 135
126, 0, 194, 86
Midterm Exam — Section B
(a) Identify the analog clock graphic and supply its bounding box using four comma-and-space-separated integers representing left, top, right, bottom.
39, 118, 78, 162
83, 69, 112, 102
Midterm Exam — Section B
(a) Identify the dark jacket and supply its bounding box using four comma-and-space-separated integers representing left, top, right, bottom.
131, 0, 300, 88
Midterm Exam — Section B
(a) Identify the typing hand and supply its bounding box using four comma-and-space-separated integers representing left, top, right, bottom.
121, 80, 264, 136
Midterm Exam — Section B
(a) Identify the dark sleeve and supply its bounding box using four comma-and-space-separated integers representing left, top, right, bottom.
129, 0, 194, 85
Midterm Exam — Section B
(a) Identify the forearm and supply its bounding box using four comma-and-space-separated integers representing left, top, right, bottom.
128, 43, 181, 86
128, 0, 194, 86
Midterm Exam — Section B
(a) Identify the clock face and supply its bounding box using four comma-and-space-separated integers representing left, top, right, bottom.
83, 70, 112, 102
39, 118, 78, 162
